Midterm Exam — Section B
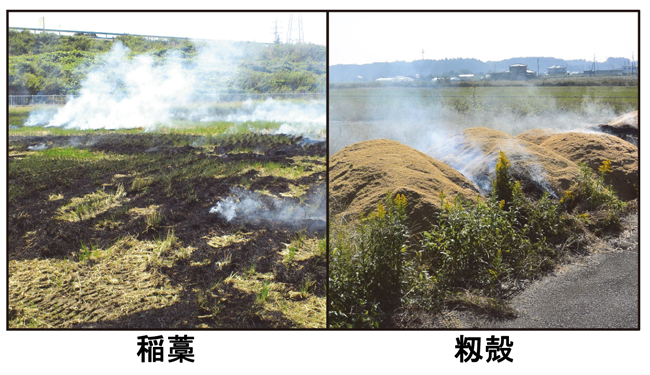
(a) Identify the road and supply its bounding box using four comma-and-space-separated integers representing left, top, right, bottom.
466, 214, 639, 329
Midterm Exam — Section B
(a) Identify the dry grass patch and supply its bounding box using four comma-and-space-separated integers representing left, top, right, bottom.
128, 204, 163, 230
280, 184, 308, 199
48, 193, 64, 201
203, 232, 254, 249
56, 184, 126, 222
224, 272, 325, 328
8, 234, 190, 328
281, 235, 323, 265
131, 176, 155, 192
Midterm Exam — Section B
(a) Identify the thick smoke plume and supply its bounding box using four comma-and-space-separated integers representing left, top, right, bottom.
25, 41, 324, 139
209, 184, 325, 229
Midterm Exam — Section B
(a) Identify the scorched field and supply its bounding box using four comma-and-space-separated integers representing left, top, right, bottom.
8, 104, 326, 329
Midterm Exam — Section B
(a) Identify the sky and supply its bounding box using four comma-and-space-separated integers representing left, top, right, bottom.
8, 12, 326, 45
330, 12, 639, 65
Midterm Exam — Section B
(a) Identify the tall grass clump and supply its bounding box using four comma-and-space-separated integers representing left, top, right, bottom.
329, 192, 410, 328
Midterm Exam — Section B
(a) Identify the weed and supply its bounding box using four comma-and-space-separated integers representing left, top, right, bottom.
300, 275, 316, 295
78, 241, 102, 262
284, 245, 297, 265
145, 210, 164, 231
257, 282, 271, 304
561, 160, 623, 212
329, 151, 600, 328
329, 191, 410, 328
197, 290, 208, 312
317, 238, 326, 258
152, 230, 177, 258
131, 177, 153, 192
246, 263, 257, 277
186, 188, 199, 203
240, 176, 252, 189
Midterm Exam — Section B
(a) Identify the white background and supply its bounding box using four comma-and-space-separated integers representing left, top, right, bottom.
2, 1, 647, 373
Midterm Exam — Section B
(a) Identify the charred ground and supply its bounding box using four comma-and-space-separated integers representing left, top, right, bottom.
8, 130, 326, 328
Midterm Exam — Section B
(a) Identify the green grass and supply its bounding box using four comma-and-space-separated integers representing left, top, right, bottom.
257, 282, 271, 304
9, 105, 41, 126
40, 147, 107, 160
78, 241, 102, 262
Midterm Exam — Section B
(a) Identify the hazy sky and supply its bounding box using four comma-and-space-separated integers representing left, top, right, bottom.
331, 12, 639, 65
8, 12, 326, 45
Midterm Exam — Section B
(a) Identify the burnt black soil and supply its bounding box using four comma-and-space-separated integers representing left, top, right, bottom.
8, 132, 326, 329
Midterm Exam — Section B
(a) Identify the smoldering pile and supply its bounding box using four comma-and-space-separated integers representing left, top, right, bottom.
330, 111, 639, 232
209, 184, 326, 233
586, 110, 638, 146
517, 126, 638, 201
426, 127, 580, 198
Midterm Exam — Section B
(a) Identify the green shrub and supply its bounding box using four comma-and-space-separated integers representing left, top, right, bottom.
422, 188, 560, 293
328, 192, 410, 328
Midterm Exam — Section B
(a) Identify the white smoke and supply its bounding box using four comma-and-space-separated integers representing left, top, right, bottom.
25, 41, 325, 139
329, 87, 623, 155
209, 185, 325, 227
426, 132, 558, 196
27, 143, 48, 151
201, 98, 326, 140
42, 43, 196, 130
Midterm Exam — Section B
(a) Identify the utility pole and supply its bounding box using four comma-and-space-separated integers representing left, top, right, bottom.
286, 14, 293, 44
593, 54, 596, 76
297, 14, 304, 44
272, 19, 281, 44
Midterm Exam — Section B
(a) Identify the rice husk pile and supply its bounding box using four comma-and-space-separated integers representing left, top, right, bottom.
539, 132, 639, 200
330, 139, 480, 232
516, 128, 558, 145
428, 127, 581, 198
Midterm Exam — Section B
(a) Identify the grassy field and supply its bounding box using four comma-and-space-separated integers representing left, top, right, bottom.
8, 106, 326, 329
330, 85, 638, 121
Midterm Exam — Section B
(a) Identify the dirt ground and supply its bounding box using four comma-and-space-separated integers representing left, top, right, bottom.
8, 132, 326, 329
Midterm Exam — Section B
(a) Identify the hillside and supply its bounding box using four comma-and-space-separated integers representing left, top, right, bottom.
330, 56, 633, 83
9, 30, 325, 95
